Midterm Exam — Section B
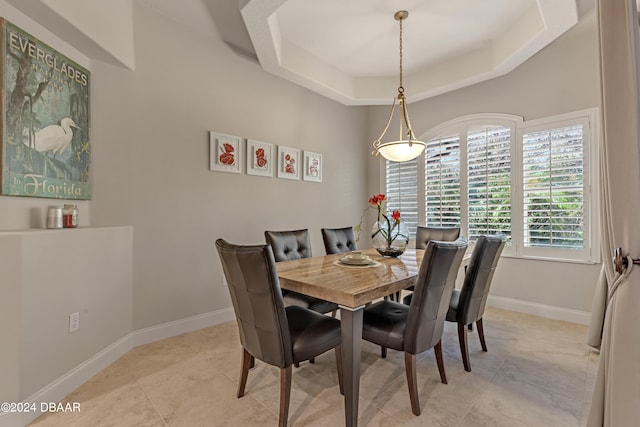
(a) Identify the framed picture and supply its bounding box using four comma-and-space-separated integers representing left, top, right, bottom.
1, 18, 91, 199
246, 139, 273, 177
209, 131, 241, 173
303, 151, 322, 182
277, 146, 300, 180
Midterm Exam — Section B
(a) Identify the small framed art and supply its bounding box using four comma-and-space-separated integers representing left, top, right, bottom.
246, 139, 273, 177
303, 151, 322, 182
210, 131, 241, 173
277, 146, 300, 180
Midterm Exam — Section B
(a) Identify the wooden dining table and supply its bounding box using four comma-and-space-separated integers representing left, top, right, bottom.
275, 247, 425, 427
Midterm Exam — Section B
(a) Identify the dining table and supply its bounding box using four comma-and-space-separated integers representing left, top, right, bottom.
275, 247, 426, 427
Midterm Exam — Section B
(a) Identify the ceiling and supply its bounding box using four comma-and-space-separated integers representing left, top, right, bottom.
240, 0, 583, 105
8, 0, 595, 106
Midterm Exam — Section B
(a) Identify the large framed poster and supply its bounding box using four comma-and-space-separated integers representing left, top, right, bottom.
0, 18, 91, 199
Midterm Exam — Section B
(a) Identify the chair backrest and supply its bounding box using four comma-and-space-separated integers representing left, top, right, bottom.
264, 229, 312, 262
321, 227, 357, 254
215, 239, 292, 368
405, 238, 468, 354
415, 226, 461, 249
456, 234, 506, 325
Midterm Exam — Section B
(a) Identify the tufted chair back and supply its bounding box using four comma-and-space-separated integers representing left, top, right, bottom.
454, 234, 505, 325
215, 239, 292, 368
415, 226, 461, 249
405, 239, 468, 354
321, 227, 357, 254
265, 229, 312, 261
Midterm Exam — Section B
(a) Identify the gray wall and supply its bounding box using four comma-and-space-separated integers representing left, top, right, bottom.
89, 3, 368, 329
367, 10, 602, 314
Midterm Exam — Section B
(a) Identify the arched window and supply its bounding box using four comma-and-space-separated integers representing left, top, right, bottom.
385, 109, 598, 263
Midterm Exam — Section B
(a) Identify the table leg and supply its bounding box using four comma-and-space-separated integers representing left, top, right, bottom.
339, 305, 364, 427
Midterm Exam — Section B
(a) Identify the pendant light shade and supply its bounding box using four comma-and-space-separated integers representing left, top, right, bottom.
371, 11, 425, 162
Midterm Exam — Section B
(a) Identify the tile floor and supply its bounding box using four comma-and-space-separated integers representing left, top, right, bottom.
29, 307, 598, 426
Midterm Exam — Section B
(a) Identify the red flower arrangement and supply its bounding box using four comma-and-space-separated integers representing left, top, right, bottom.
368, 193, 408, 254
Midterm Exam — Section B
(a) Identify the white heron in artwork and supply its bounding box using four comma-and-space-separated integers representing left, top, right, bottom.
24, 118, 81, 158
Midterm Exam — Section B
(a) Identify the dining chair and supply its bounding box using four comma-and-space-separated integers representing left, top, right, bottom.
264, 229, 339, 315
445, 234, 505, 372
415, 226, 461, 249
321, 226, 357, 254
397, 226, 462, 302
361, 239, 467, 416
215, 239, 343, 427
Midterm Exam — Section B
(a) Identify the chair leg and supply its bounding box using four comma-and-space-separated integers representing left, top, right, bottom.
457, 322, 471, 372
250, 356, 255, 369
477, 318, 488, 352
237, 348, 252, 398
335, 345, 344, 395
381, 346, 387, 358
404, 352, 421, 416
434, 340, 447, 384
278, 366, 292, 427
310, 358, 315, 364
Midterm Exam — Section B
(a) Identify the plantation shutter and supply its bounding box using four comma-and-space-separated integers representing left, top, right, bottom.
522, 124, 584, 249
385, 159, 418, 238
467, 126, 512, 241
424, 135, 461, 228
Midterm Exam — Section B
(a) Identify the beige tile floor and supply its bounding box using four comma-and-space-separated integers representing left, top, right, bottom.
29, 307, 598, 427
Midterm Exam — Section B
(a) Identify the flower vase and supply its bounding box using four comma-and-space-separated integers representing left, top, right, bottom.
371, 219, 409, 257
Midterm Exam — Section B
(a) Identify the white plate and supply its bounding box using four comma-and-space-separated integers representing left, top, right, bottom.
339, 256, 374, 266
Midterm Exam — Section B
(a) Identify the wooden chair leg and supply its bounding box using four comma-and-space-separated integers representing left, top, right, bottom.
335, 345, 344, 395
279, 366, 292, 427
381, 346, 387, 358
434, 340, 447, 384
477, 318, 488, 352
237, 348, 252, 398
458, 322, 471, 372
404, 352, 421, 416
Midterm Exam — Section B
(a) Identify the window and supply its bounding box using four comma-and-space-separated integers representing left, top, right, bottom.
385, 158, 418, 237
424, 135, 461, 229
467, 125, 512, 242
384, 110, 598, 263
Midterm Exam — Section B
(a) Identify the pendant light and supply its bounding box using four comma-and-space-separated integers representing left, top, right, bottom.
372, 10, 425, 162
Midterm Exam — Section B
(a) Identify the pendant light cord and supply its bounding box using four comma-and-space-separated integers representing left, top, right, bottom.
399, 17, 404, 92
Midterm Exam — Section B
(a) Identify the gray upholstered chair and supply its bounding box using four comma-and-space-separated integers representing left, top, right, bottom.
397, 226, 462, 302
321, 226, 357, 254
264, 229, 339, 315
415, 226, 460, 249
215, 239, 343, 427
446, 234, 505, 372
361, 239, 467, 416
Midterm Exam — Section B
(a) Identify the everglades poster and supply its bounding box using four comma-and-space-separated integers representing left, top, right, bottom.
0, 18, 90, 199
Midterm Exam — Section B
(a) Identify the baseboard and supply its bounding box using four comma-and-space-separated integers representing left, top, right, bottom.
18, 334, 133, 426
488, 295, 591, 325
132, 307, 235, 347
15, 307, 235, 426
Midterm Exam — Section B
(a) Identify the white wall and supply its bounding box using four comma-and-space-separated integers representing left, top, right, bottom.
367, 10, 602, 317
0, 226, 132, 426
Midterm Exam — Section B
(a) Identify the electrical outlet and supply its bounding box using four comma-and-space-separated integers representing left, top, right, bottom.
69, 312, 80, 333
